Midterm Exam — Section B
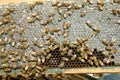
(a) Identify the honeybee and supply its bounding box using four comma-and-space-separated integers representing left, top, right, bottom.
63, 21, 71, 30
74, 4, 81, 9
7, 7, 14, 12
105, 46, 113, 51
92, 26, 100, 33
78, 57, 85, 62
35, 1, 43, 5
9, 25, 16, 30
94, 60, 99, 67
40, 20, 47, 26
0, 20, 3, 26
88, 60, 93, 65
97, 0, 104, 6
51, 27, 60, 32
87, 0, 93, 4
52, 1, 59, 6
49, 11, 55, 17
58, 61, 65, 68
67, 4, 73, 10
41, 29, 46, 37
9, 29, 15, 37
58, 15, 63, 21
1, 58, 8, 64
82, 1, 87, 8
63, 31, 69, 38
36, 15, 42, 21
11, 40, 16, 47
112, 9, 117, 15
33, 40, 43, 48
1, 63, 10, 68
44, 41, 51, 46
102, 39, 109, 46
3, 16, 10, 23
98, 5, 103, 11
98, 59, 104, 66
109, 37, 116, 46
86, 21, 93, 28
62, 57, 69, 61
46, 54, 52, 60
91, 31, 99, 37
10, 57, 18, 62
1, 46, 5, 53
67, 9, 74, 16
27, 17, 34, 23
1, 27, 9, 34
80, 10, 86, 17
10, 17, 15, 24
3, 68, 11, 73
57, 2, 64, 7
19, 27, 24, 35
71, 54, 77, 61
117, 9, 120, 15
28, 56, 37, 62
2, 10, 10, 16
29, 2, 36, 10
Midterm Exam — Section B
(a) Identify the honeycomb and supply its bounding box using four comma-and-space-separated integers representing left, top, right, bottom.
0, 0, 120, 79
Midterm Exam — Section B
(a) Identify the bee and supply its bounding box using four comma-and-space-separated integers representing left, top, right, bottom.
97, 0, 104, 6
98, 59, 104, 66
1, 58, 8, 64
57, 7, 63, 15
63, 31, 69, 38
82, 53, 88, 60
80, 10, 86, 17
82, 1, 87, 8
74, 4, 81, 9
58, 61, 65, 68
9, 29, 15, 37
63, 12, 67, 19
46, 54, 52, 60
112, 9, 117, 15
1, 63, 10, 68
53, 44, 59, 50
33, 40, 43, 48
10, 17, 15, 24
88, 60, 93, 65
11, 40, 16, 47
1, 46, 5, 53
10, 57, 18, 62
67, 9, 74, 16
9, 25, 16, 30
44, 41, 51, 46
28, 56, 37, 62
57, 2, 64, 7
94, 60, 99, 67
29, 2, 36, 10
109, 38, 116, 46
41, 48, 47, 56
7, 7, 14, 12
102, 39, 109, 46
110, 48, 117, 54
87, 0, 93, 4
91, 31, 99, 37
58, 15, 63, 21
2, 10, 10, 16
86, 21, 93, 28
1, 27, 9, 34
117, 20, 120, 24
71, 54, 77, 61
62, 57, 69, 61
47, 17, 53, 23
97, 5, 103, 11
0, 20, 3, 26
3, 68, 11, 73
78, 57, 85, 62
19, 37, 27, 42
67, 4, 73, 10
105, 46, 113, 51
35, 1, 43, 5
51, 27, 60, 32
117, 9, 120, 15
113, 0, 120, 3
40, 20, 47, 26
36, 15, 42, 21
49, 11, 55, 17
92, 26, 100, 33
27, 17, 34, 23
11, 64, 19, 69
68, 49, 73, 56
64, 2, 71, 7
41, 29, 46, 37
52, 1, 59, 6
3, 16, 10, 23
63, 21, 71, 30
63, 47, 69, 52
68, 42, 75, 48
102, 51, 109, 57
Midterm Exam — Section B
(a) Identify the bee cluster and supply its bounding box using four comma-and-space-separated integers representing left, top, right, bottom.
0, 0, 120, 79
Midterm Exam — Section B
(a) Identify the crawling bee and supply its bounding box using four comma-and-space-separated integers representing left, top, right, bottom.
29, 2, 36, 10
36, 15, 42, 21
35, 1, 43, 5
52, 1, 59, 6
92, 26, 100, 33
62, 57, 69, 61
46, 54, 52, 60
58, 15, 63, 21
97, 0, 104, 6
74, 4, 81, 9
51, 27, 60, 32
7, 7, 14, 12
109, 37, 116, 46
82, 1, 87, 8
1, 58, 8, 64
9, 25, 16, 30
86, 21, 93, 28
33, 40, 43, 48
0, 20, 3, 26
112, 9, 117, 15
2, 10, 10, 16
1, 27, 9, 34
63, 21, 71, 29
98, 5, 103, 11
47, 17, 53, 23
80, 10, 86, 17
78, 57, 85, 62
19, 27, 24, 35
49, 11, 55, 17
98, 59, 104, 66
27, 17, 34, 23
88, 60, 93, 66
71, 54, 77, 61
87, 0, 93, 4
57, 2, 64, 7
40, 20, 47, 26
41, 29, 46, 37
102, 39, 109, 46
